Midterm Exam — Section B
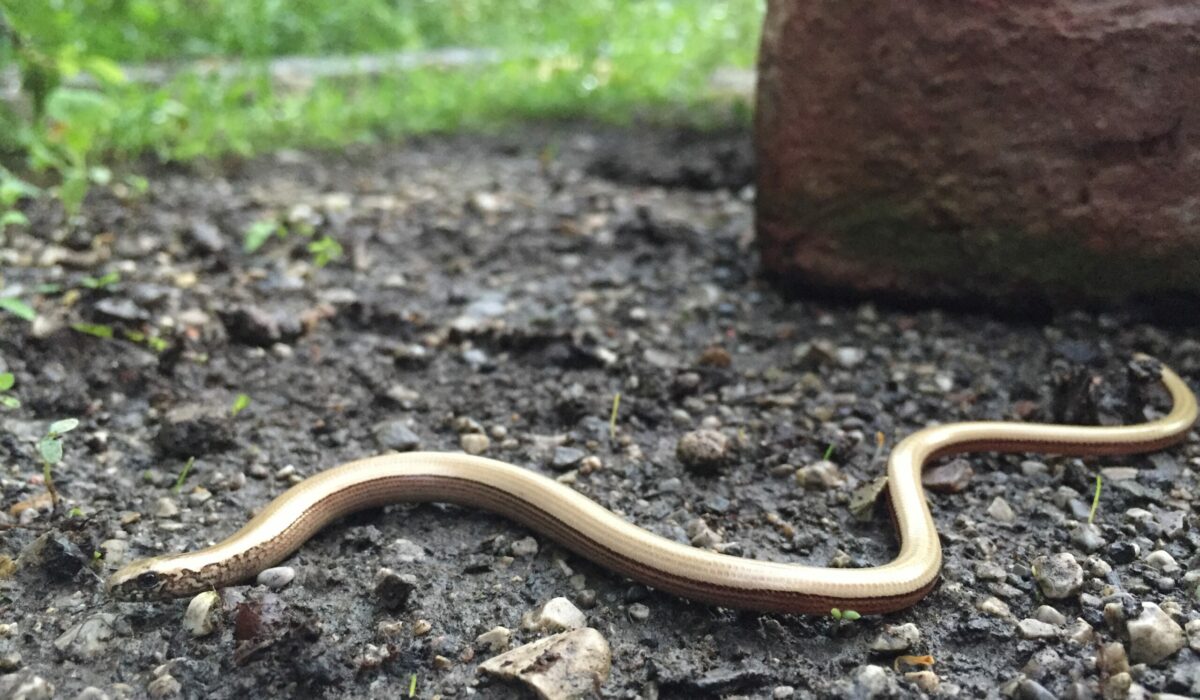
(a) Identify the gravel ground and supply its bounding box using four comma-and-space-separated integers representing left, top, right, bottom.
0, 124, 1197, 700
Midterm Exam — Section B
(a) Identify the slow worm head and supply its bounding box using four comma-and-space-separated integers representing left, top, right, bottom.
108, 357, 1196, 613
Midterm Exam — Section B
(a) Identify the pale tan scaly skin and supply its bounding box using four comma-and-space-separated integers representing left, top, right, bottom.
108, 358, 1197, 613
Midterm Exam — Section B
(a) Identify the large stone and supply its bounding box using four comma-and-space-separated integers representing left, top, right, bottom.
755, 1, 1200, 310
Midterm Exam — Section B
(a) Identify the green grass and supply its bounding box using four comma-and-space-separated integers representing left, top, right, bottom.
1, 1, 763, 164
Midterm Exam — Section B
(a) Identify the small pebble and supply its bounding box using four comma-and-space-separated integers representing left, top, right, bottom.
1066, 619, 1094, 645
869, 623, 920, 652
478, 628, 611, 700
676, 429, 730, 473
510, 537, 539, 558
1017, 618, 1059, 640
1145, 550, 1180, 574
550, 447, 586, 471
1127, 602, 1185, 664
475, 626, 511, 653
977, 596, 1011, 618
921, 458, 974, 492
1185, 618, 1200, 652
1033, 605, 1067, 626
460, 433, 490, 455
256, 566, 296, 590
1017, 678, 1056, 700
795, 460, 844, 490
1097, 641, 1129, 674
182, 591, 221, 637
1069, 524, 1106, 553
412, 619, 432, 636
523, 597, 586, 631
374, 568, 418, 611
627, 603, 650, 621
154, 497, 179, 519
1103, 672, 1133, 699
147, 673, 181, 698
373, 420, 422, 451
773, 686, 796, 699
905, 671, 939, 693
986, 497, 1015, 523
835, 346, 865, 368
1032, 553, 1083, 600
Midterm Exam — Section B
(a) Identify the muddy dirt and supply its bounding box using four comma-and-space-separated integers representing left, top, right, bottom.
0, 124, 1197, 699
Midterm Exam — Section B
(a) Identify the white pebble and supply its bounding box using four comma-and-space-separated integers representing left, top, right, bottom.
1127, 602, 1185, 664
460, 433, 490, 455
522, 597, 586, 631
256, 566, 296, 590
182, 591, 220, 637
475, 626, 512, 652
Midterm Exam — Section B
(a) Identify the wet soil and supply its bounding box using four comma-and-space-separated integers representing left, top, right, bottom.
0, 124, 1197, 699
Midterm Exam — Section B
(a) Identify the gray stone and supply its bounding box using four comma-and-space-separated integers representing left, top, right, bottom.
869, 623, 921, 652
373, 420, 422, 451
1032, 553, 1083, 600
1127, 602, 1185, 664
374, 568, 419, 611
550, 446, 586, 471
256, 566, 296, 589
676, 429, 730, 473
479, 628, 611, 700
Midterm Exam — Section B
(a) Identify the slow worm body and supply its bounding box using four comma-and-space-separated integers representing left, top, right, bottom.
109, 359, 1196, 613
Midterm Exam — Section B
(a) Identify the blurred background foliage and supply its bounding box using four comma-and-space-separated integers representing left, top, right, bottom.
0, 0, 762, 221
2, 1, 758, 159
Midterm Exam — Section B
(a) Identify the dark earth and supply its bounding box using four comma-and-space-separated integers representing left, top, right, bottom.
0, 124, 1197, 699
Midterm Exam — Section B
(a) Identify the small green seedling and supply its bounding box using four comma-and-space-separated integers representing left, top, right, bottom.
80, 271, 120, 289
0, 372, 19, 409
1088, 474, 1102, 525
38, 418, 79, 507
0, 297, 36, 321
71, 322, 114, 338
609, 392, 621, 440
0, 167, 40, 233
307, 235, 343, 267
408, 674, 417, 697
123, 329, 169, 353
173, 457, 196, 494
243, 219, 286, 253
822, 443, 835, 461
830, 608, 860, 622
231, 393, 251, 418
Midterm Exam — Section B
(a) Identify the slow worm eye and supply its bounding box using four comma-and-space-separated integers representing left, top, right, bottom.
136, 572, 160, 588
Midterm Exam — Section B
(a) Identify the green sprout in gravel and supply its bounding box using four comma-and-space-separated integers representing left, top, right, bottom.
822, 443, 836, 461
243, 218, 286, 254
231, 393, 251, 418
80, 271, 120, 289
0, 372, 18, 409
0, 297, 37, 321
173, 456, 196, 494
38, 418, 79, 508
1088, 474, 1102, 525
609, 391, 621, 441
71, 322, 114, 339
243, 217, 343, 267
308, 235, 343, 268
0, 167, 40, 233
830, 608, 860, 622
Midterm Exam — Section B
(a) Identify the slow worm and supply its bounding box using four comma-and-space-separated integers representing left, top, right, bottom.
108, 357, 1196, 613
